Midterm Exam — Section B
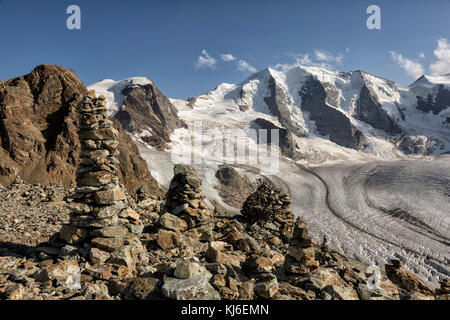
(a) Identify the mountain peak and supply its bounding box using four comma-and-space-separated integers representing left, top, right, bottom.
409, 74, 450, 88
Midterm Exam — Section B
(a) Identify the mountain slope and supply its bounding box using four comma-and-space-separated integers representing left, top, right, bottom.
0, 65, 161, 195
89, 78, 185, 150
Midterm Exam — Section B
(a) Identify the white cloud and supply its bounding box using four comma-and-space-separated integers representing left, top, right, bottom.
390, 51, 424, 78
346, 47, 350, 54
237, 60, 257, 73
274, 50, 346, 71
314, 49, 343, 65
195, 50, 216, 69
273, 53, 313, 71
429, 38, 450, 76
418, 52, 426, 59
220, 53, 236, 62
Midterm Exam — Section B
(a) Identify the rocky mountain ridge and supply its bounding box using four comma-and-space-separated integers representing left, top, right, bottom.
0, 65, 161, 195
89, 78, 185, 150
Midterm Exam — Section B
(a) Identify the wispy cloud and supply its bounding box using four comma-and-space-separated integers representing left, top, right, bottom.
314, 49, 343, 65
418, 52, 426, 59
273, 49, 347, 71
195, 50, 216, 69
429, 38, 450, 76
220, 53, 236, 62
237, 60, 257, 73
390, 51, 424, 78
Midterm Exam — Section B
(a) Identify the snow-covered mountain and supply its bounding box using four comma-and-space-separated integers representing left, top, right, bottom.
89, 78, 185, 150
172, 66, 449, 161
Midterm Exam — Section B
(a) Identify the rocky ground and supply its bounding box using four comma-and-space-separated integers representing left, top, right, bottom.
0, 166, 448, 301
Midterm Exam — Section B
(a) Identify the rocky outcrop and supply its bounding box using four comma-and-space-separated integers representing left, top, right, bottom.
356, 85, 402, 135
299, 77, 367, 150
114, 82, 185, 150
416, 84, 450, 115
385, 260, 434, 296
0, 65, 160, 196
264, 76, 307, 138
250, 118, 299, 160
398, 135, 441, 155
214, 165, 256, 208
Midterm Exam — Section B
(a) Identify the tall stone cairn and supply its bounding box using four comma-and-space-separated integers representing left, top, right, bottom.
59, 91, 144, 269
241, 180, 294, 243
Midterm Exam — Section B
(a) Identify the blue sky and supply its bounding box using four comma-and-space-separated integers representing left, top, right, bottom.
1, 0, 450, 99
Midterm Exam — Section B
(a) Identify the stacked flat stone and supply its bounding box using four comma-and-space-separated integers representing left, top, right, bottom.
162, 164, 213, 229
241, 180, 294, 243
59, 91, 144, 269
284, 218, 319, 273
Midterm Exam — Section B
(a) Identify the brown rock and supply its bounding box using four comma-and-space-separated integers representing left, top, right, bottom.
5, 283, 25, 300
94, 186, 126, 204
59, 225, 88, 244
159, 212, 188, 232
254, 273, 278, 299
90, 247, 111, 264
92, 237, 124, 252
385, 263, 434, 295
157, 229, 181, 251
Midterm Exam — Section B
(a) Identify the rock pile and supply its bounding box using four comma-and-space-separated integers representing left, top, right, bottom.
162, 165, 214, 228
385, 259, 434, 297
241, 180, 294, 244
0, 164, 446, 301
59, 91, 145, 270
284, 218, 319, 273
156, 165, 215, 257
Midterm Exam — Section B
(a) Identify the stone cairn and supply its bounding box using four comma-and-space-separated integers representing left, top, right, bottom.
156, 165, 215, 252
59, 91, 144, 270
240, 180, 294, 244
284, 217, 320, 274
162, 164, 213, 229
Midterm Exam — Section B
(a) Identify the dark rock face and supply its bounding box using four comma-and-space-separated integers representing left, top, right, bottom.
114, 83, 185, 150
264, 76, 307, 138
398, 136, 441, 155
215, 165, 256, 208
0, 65, 161, 195
299, 77, 367, 150
250, 118, 298, 160
356, 85, 402, 135
417, 85, 450, 115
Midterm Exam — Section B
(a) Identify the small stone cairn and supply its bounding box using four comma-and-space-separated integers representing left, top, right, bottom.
240, 180, 294, 243
162, 164, 214, 229
59, 91, 144, 269
284, 217, 320, 273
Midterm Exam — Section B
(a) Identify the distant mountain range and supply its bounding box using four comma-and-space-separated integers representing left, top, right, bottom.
90, 66, 450, 163
1, 64, 449, 188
